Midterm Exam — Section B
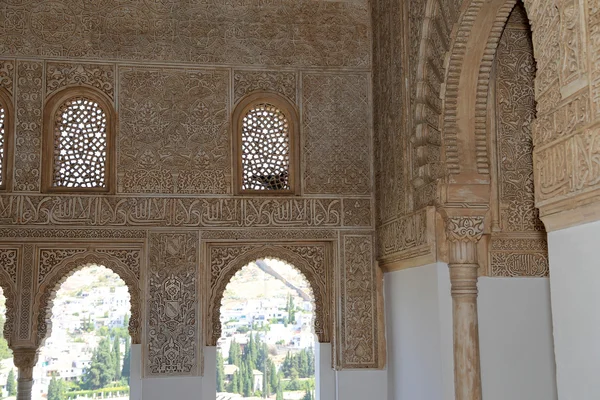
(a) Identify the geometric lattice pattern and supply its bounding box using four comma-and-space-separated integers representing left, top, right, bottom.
0, 106, 4, 186
53, 97, 107, 188
241, 103, 290, 191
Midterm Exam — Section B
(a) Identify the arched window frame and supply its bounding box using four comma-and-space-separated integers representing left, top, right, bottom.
42, 86, 116, 193
0, 89, 14, 191
232, 91, 300, 195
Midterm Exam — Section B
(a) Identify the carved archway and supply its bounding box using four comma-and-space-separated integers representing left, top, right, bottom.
441, 0, 564, 184
33, 252, 142, 347
0, 255, 17, 347
205, 243, 332, 346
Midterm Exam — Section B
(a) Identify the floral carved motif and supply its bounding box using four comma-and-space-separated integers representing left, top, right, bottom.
46, 62, 115, 99
445, 216, 484, 242
33, 251, 142, 346
0, 247, 18, 345
147, 232, 199, 376
339, 234, 379, 368
495, 7, 545, 233
38, 248, 86, 284
303, 74, 372, 195
234, 71, 297, 104
19, 244, 34, 341
342, 198, 373, 227
14, 61, 42, 192
206, 243, 332, 347
118, 68, 230, 194
0, 60, 15, 94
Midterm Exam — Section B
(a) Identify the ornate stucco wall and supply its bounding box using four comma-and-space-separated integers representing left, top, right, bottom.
0, 0, 384, 378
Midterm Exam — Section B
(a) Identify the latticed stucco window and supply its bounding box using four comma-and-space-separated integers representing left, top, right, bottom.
233, 92, 299, 194
43, 88, 115, 192
0, 89, 14, 191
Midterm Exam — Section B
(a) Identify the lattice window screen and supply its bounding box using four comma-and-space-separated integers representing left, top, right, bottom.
0, 106, 4, 186
53, 97, 107, 188
241, 103, 290, 191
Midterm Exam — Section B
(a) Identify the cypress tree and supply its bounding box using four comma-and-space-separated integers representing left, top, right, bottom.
84, 337, 115, 389
122, 338, 131, 379
6, 369, 16, 396
228, 340, 241, 366
113, 337, 121, 381
276, 380, 284, 400
216, 351, 225, 392
231, 371, 239, 394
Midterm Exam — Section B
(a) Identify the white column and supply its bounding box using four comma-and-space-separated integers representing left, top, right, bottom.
444, 216, 483, 400
316, 343, 335, 400
547, 220, 600, 399
129, 344, 142, 400
202, 346, 217, 399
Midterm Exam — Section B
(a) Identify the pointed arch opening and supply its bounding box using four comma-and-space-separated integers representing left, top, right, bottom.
216, 258, 317, 400
36, 264, 133, 400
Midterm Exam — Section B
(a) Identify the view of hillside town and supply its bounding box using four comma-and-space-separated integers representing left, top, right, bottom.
217, 259, 317, 400
32, 266, 132, 400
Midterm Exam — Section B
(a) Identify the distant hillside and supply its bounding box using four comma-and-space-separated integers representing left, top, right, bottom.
255, 260, 311, 302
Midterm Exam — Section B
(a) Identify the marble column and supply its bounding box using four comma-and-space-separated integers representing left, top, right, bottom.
445, 216, 484, 400
13, 348, 39, 400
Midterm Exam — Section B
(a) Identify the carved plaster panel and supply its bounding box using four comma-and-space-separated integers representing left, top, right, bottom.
147, 232, 199, 376
302, 73, 372, 195
233, 70, 297, 104
205, 242, 332, 346
0, 195, 344, 228
494, 6, 545, 234
18, 244, 34, 342
338, 233, 381, 368
377, 208, 433, 266
0, 60, 15, 95
14, 61, 42, 192
0, 1, 370, 68
489, 236, 548, 277
0, 246, 18, 346
46, 62, 115, 99
118, 67, 230, 194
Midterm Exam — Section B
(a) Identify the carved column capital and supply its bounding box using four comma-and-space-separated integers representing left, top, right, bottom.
13, 348, 38, 379
444, 216, 484, 242
444, 216, 484, 265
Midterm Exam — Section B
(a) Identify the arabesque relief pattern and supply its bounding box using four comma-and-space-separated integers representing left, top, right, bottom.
0, 247, 18, 346
490, 4, 548, 277
0, 0, 370, 68
147, 232, 199, 376
302, 74, 372, 195
118, 68, 230, 194
339, 234, 380, 368
205, 243, 332, 347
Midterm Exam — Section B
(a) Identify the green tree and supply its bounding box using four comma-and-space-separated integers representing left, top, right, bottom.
228, 340, 241, 366
6, 369, 16, 396
216, 351, 225, 392
83, 337, 115, 389
276, 381, 284, 400
113, 337, 121, 381
302, 381, 314, 400
47, 375, 66, 400
121, 338, 131, 380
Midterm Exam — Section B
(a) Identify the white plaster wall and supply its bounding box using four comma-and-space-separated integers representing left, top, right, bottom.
317, 343, 336, 399
384, 262, 454, 400
548, 220, 600, 400
478, 277, 557, 400
336, 369, 387, 400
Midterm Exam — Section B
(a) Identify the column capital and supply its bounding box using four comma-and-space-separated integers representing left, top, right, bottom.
13, 348, 38, 379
